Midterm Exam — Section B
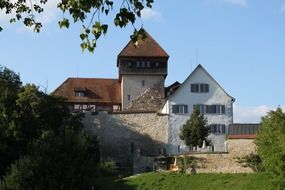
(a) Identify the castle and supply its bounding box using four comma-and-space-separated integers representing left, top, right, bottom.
54, 30, 258, 173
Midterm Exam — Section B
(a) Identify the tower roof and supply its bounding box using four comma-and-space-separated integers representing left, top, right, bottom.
118, 30, 169, 58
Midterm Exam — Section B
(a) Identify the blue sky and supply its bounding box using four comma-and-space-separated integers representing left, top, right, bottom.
1, 0, 285, 123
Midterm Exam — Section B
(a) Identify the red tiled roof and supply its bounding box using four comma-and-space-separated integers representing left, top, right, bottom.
118, 30, 169, 58
53, 78, 121, 105
228, 134, 256, 139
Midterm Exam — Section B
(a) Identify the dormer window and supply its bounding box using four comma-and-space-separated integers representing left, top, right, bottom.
74, 87, 86, 97
75, 91, 85, 97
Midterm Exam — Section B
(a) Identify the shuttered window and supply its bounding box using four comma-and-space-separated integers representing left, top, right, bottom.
210, 124, 226, 134
172, 105, 188, 114
191, 83, 209, 93
194, 105, 225, 114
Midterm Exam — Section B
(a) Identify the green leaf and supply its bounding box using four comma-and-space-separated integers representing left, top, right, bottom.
58, 18, 69, 29
101, 24, 108, 34
10, 18, 16, 23
80, 33, 87, 40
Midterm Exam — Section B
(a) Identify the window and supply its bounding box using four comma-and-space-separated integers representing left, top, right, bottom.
191, 84, 199, 93
128, 62, 132, 67
194, 105, 225, 114
136, 61, 140, 67
200, 84, 209, 93
142, 80, 145, 87
210, 124, 226, 134
155, 62, 159, 67
193, 104, 205, 114
191, 83, 209, 93
75, 91, 85, 97
127, 94, 131, 101
172, 105, 188, 114
141, 61, 145, 67
147, 61, 151, 67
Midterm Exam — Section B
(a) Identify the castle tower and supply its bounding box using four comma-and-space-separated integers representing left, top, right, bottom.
117, 30, 169, 110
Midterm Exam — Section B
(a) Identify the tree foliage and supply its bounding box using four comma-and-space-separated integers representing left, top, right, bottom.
179, 109, 210, 148
0, 0, 154, 52
1, 130, 100, 190
255, 108, 285, 187
0, 65, 101, 189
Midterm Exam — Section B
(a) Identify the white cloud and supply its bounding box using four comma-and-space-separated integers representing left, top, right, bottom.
38, 0, 60, 24
281, 3, 285, 12
222, 0, 247, 7
141, 8, 162, 22
233, 104, 272, 123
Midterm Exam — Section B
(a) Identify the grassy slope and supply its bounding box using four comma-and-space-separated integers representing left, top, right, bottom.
96, 172, 273, 190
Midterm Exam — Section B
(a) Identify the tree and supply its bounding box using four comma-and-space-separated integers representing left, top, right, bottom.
1, 129, 100, 190
0, 0, 154, 52
0, 65, 100, 184
255, 108, 285, 188
179, 108, 210, 148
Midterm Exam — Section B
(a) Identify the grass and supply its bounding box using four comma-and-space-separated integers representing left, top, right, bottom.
95, 172, 273, 190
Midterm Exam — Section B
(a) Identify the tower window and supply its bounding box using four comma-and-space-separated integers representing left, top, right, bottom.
136, 61, 140, 68
142, 80, 145, 87
127, 94, 131, 101
147, 61, 150, 67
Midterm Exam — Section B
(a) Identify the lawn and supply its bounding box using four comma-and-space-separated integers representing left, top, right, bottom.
96, 172, 273, 190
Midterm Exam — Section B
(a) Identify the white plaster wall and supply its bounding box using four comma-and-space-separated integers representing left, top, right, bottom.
121, 75, 164, 109
167, 66, 234, 154
161, 100, 169, 114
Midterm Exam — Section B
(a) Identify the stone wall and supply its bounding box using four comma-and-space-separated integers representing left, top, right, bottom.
82, 111, 168, 171
126, 86, 165, 112
121, 75, 165, 109
184, 139, 256, 173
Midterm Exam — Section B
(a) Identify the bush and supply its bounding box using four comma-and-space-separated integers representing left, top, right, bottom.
237, 153, 264, 172
176, 156, 197, 174
99, 161, 118, 176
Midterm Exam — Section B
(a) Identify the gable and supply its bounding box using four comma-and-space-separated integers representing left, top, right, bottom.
169, 64, 234, 103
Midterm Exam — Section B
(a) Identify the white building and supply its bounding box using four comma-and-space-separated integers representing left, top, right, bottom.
162, 64, 235, 154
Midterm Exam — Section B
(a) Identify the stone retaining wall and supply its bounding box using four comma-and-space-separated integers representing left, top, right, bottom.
185, 139, 256, 173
